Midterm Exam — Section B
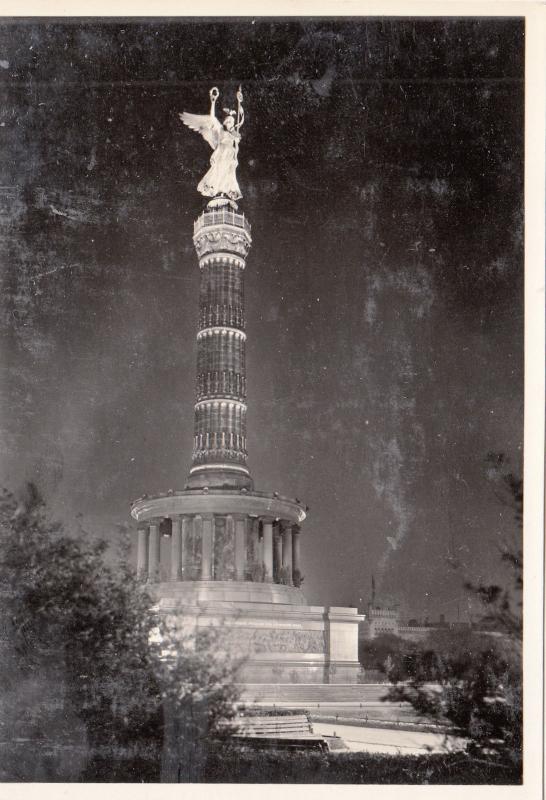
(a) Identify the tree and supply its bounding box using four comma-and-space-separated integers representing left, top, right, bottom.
158, 624, 242, 781
471, 453, 522, 640
386, 454, 522, 772
0, 485, 163, 779
359, 633, 406, 674
0, 485, 240, 782
388, 627, 521, 764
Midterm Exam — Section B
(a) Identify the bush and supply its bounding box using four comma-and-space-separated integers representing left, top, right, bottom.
235, 706, 311, 718
203, 744, 522, 784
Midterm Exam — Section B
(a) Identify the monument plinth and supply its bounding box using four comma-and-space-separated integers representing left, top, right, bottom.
130, 87, 363, 688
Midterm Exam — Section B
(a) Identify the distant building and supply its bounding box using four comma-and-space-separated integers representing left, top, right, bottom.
361, 605, 399, 638
360, 603, 469, 641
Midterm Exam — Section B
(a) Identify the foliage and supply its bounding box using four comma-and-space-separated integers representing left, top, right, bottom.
158, 624, 242, 781
473, 453, 523, 639
292, 568, 305, 588
203, 744, 521, 784
0, 485, 240, 782
386, 453, 522, 769
235, 706, 311, 718
387, 629, 521, 761
277, 565, 292, 585
359, 633, 406, 673
248, 559, 266, 582
0, 485, 162, 779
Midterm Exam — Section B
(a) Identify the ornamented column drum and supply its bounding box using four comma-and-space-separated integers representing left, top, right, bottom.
187, 207, 253, 491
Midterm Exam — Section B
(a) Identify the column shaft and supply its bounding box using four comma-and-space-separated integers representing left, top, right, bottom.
225, 515, 235, 580
201, 516, 213, 580
292, 529, 301, 576
274, 529, 282, 582
137, 528, 149, 580
282, 526, 293, 584
258, 523, 264, 565
253, 518, 261, 565
171, 517, 182, 581
148, 523, 160, 582
235, 517, 246, 581
193, 515, 203, 581
262, 520, 273, 583
180, 516, 190, 580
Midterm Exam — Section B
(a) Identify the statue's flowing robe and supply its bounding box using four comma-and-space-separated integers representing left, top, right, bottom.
197, 129, 242, 201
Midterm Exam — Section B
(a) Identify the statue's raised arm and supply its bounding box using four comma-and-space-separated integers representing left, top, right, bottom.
179, 86, 244, 203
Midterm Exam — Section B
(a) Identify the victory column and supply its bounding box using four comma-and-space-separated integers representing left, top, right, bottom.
130, 87, 362, 686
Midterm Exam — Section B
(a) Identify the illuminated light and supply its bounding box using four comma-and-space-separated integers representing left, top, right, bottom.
197, 327, 246, 340
195, 399, 247, 411
189, 464, 250, 475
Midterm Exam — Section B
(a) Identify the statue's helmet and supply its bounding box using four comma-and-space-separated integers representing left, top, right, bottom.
223, 110, 236, 129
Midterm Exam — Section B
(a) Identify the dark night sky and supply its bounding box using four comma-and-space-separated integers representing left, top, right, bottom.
0, 18, 524, 619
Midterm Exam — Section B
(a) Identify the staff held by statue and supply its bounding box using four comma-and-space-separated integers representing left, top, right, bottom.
236, 85, 244, 132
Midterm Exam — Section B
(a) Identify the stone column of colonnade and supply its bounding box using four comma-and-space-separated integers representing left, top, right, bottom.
135, 515, 302, 584
170, 517, 182, 581
292, 525, 301, 578
282, 524, 293, 580
136, 527, 149, 580
148, 522, 160, 581
235, 516, 246, 581
262, 519, 274, 582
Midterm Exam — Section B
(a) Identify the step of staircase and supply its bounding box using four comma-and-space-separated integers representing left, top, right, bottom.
237, 683, 392, 704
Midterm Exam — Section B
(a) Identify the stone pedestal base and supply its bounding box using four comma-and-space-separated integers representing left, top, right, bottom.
153, 580, 363, 685
132, 491, 363, 687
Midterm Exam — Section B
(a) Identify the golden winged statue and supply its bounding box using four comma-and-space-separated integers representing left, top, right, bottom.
180, 86, 244, 202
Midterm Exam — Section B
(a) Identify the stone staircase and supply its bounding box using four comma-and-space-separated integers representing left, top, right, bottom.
238, 683, 391, 704
236, 683, 429, 727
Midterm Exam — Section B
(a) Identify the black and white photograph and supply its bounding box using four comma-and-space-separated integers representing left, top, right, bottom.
0, 6, 543, 790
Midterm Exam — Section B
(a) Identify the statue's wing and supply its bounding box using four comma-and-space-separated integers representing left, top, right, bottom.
179, 112, 222, 149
